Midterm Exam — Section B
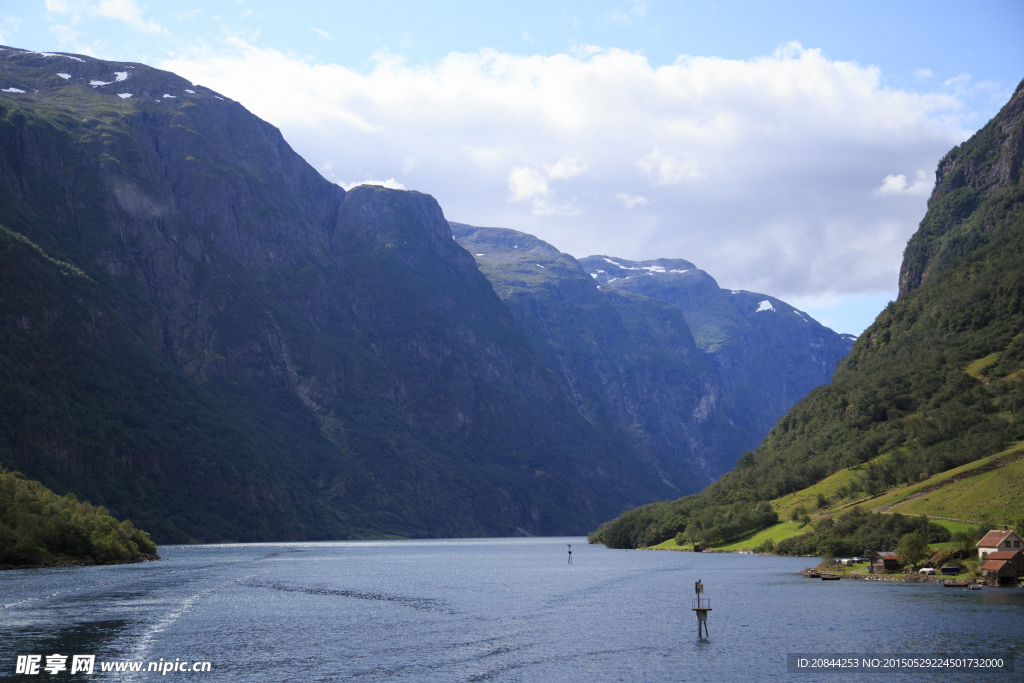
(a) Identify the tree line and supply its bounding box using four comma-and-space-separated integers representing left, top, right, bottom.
0, 467, 157, 567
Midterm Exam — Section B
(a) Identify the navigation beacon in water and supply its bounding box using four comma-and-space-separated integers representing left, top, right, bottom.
692, 579, 711, 639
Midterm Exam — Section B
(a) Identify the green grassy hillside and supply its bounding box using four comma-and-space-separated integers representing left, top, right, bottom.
590, 78, 1024, 551
635, 437, 1024, 556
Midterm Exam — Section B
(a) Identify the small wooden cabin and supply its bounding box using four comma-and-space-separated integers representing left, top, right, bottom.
870, 551, 901, 574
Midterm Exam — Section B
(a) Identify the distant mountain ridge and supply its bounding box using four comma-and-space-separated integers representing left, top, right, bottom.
580, 254, 856, 445
452, 223, 854, 489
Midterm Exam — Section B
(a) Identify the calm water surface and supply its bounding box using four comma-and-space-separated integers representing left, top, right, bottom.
2, 538, 1022, 681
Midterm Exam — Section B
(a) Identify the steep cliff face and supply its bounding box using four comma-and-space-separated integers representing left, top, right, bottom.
0, 47, 672, 541
899, 78, 1024, 297
451, 223, 749, 488
579, 255, 855, 444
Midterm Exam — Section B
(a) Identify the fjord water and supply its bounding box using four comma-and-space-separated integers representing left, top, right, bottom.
3, 539, 1021, 681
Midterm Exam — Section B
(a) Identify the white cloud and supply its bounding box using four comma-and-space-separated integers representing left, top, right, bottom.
876, 170, 932, 196
941, 73, 1006, 109
312, 28, 333, 40
637, 148, 704, 185
339, 178, 406, 191
159, 40, 969, 301
507, 156, 585, 213
607, 0, 647, 24
0, 14, 21, 44
943, 73, 972, 95
614, 192, 650, 209
508, 166, 549, 202
402, 156, 418, 174
544, 156, 586, 180
914, 68, 934, 80
45, 0, 163, 34
529, 197, 582, 217
49, 23, 80, 48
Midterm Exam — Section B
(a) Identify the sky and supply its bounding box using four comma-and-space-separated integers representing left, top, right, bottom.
1, 1, 1022, 335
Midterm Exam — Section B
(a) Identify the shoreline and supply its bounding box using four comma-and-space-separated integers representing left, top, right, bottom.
799, 567, 964, 583
640, 546, 1024, 587
798, 567, 1024, 587
0, 553, 161, 571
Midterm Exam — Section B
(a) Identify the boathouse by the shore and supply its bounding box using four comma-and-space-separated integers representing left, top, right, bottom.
869, 551, 901, 574
980, 558, 1018, 584
983, 550, 1024, 573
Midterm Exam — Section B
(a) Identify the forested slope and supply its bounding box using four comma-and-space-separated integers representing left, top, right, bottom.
591, 78, 1024, 549
0, 466, 157, 567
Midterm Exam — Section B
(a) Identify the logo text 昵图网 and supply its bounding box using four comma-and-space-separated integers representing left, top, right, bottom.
16, 655, 212, 675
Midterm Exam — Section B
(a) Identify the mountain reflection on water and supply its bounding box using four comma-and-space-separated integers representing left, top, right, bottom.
2, 538, 1021, 681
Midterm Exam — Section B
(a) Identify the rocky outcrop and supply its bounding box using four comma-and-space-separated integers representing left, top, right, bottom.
899, 78, 1024, 297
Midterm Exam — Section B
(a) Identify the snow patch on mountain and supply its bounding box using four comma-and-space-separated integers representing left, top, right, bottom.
603, 258, 639, 270
39, 53, 84, 62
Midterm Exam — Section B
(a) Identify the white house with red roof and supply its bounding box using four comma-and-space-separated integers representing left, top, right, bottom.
976, 527, 1022, 559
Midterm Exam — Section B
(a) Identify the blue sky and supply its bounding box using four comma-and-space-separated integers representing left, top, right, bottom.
2, 1, 1022, 334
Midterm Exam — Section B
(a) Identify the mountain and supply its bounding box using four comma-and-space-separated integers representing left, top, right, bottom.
451, 225, 854, 490
0, 46, 676, 542
451, 223, 746, 490
590, 78, 1024, 550
581, 255, 855, 444
0, 45, 861, 545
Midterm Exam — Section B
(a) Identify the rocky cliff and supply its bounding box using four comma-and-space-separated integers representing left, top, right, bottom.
579, 255, 855, 444
899, 78, 1024, 297
0, 46, 673, 541
451, 223, 749, 489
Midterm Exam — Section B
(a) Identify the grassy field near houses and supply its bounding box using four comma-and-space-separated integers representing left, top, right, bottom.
648, 520, 806, 551
647, 442, 1024, 555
